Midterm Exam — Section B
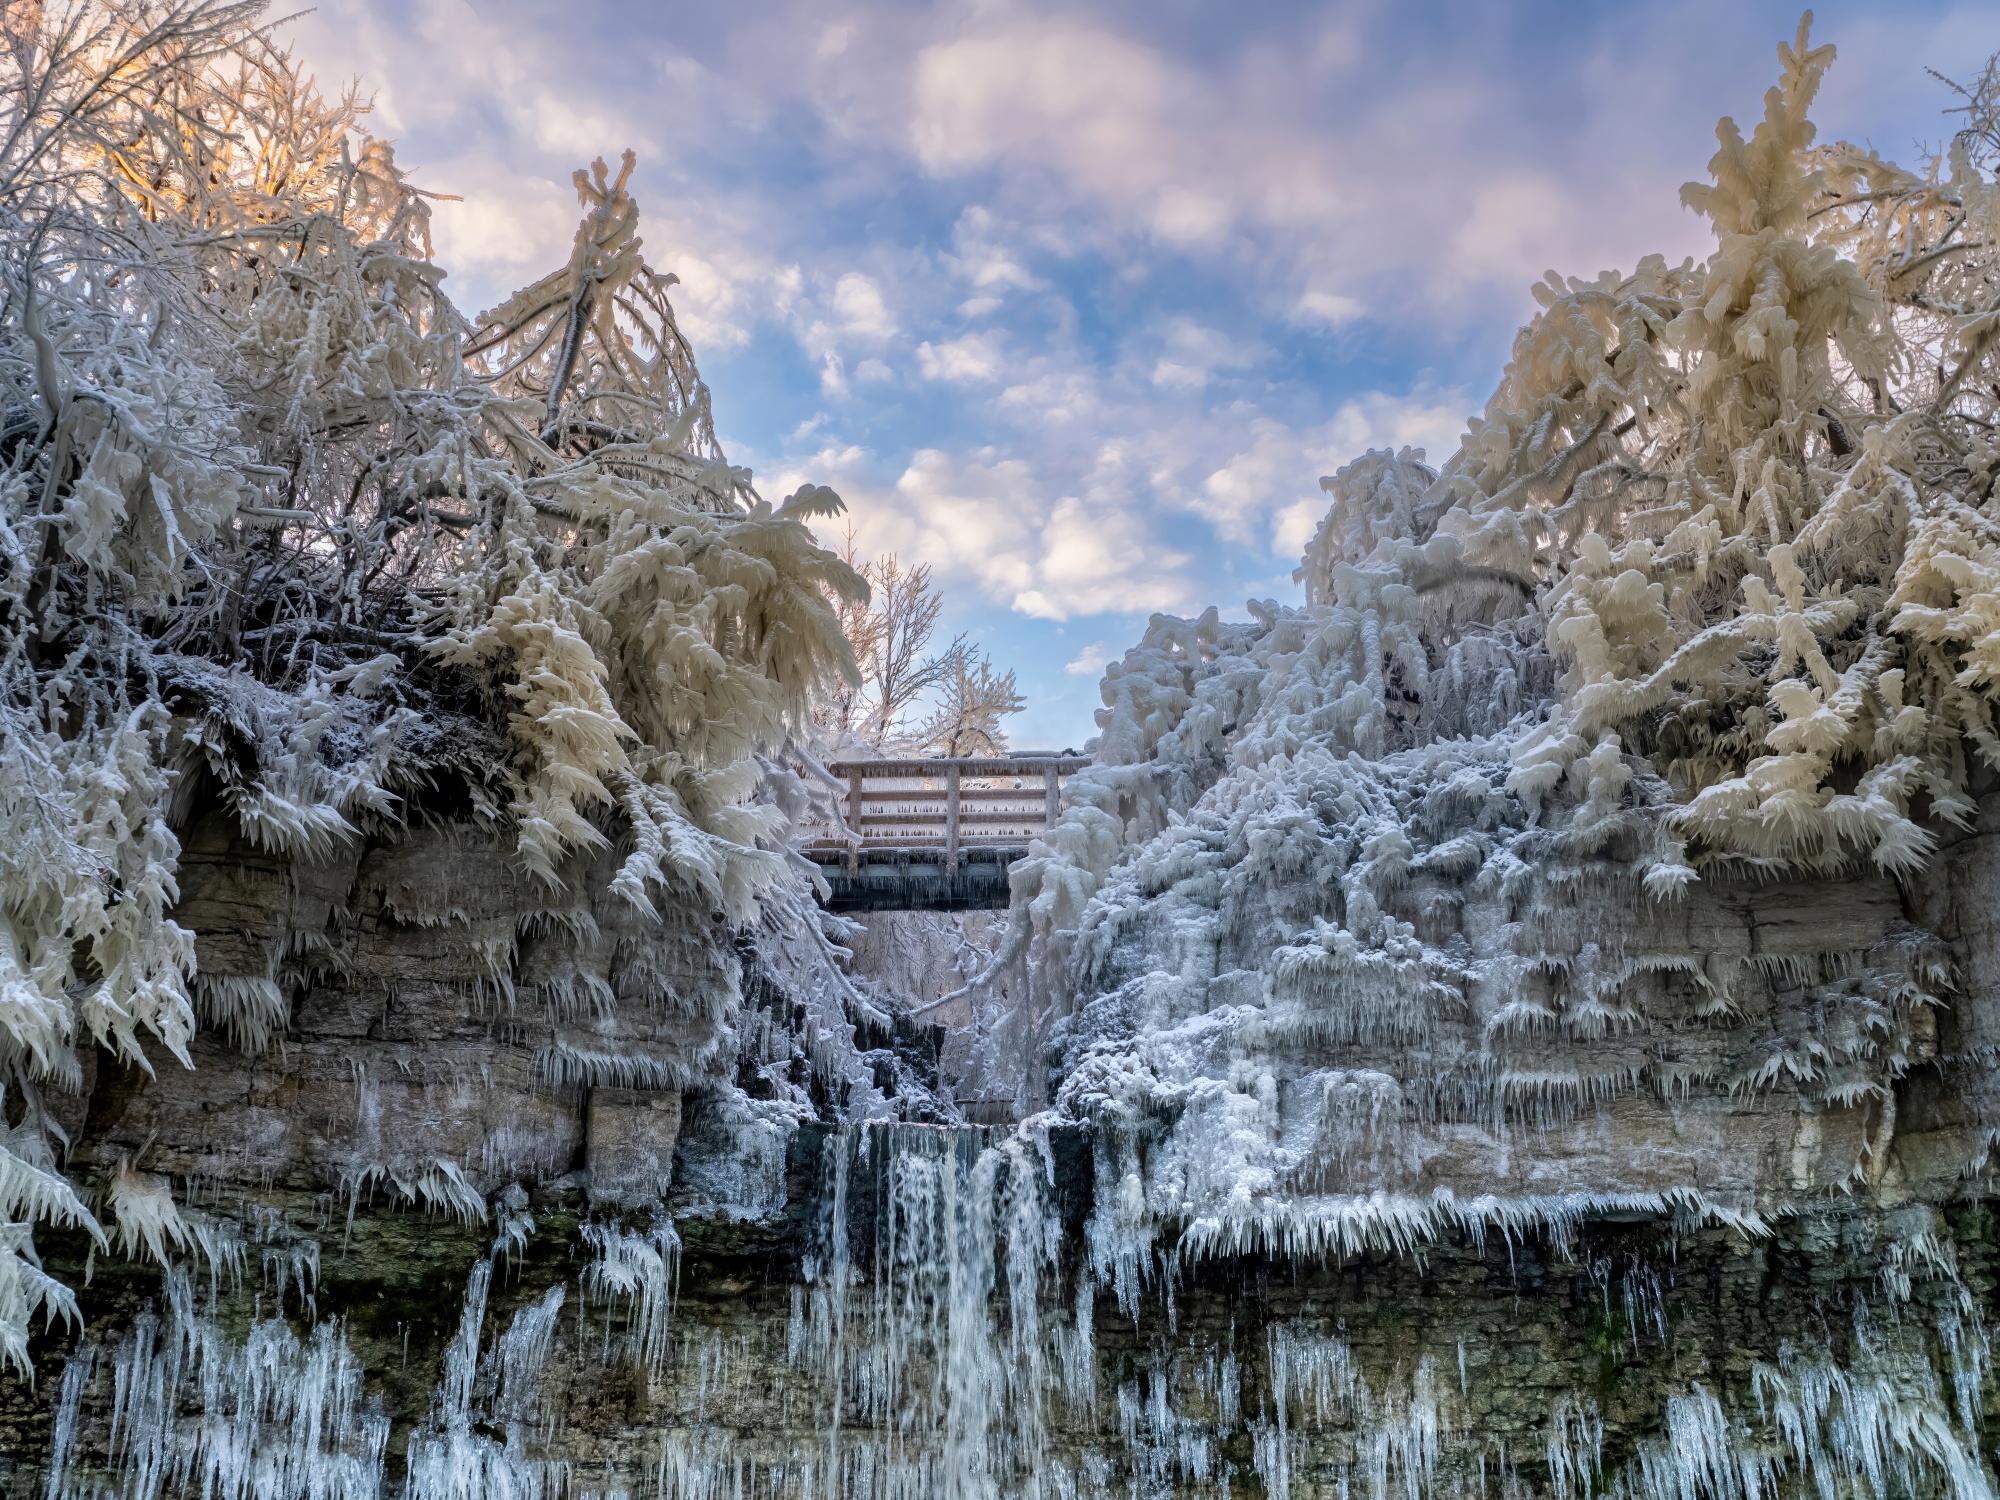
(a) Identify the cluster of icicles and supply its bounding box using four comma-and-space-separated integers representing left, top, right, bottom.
39, 1125, 1998, 1500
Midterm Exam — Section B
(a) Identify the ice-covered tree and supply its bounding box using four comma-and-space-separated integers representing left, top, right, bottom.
1451, 15, 2000, 882
920, 650, 1024, 757
811, 531, 1021, 756
947, 17, 2000, 1266
0, 0, 862, 1370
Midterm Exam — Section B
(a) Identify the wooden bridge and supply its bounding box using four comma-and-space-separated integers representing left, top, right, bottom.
803, 755, 1091, 911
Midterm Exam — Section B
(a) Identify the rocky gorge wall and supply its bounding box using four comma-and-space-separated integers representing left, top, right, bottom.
4, 782, 2000, 1499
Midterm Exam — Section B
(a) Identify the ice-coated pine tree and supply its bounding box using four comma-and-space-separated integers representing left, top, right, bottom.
11, 7, 2000, 1500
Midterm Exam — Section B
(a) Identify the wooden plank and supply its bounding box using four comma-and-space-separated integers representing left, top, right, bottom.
803, 837, 1033, 851
849, 841, 1037, 851
854, 812, 1048, 827
853, 787, 1051, 803
827, 755, 1091, 779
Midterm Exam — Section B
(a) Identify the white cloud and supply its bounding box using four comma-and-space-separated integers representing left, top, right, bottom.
832, 272, 896, 340
1272, 498, 1324, 561
999, 371, 1099, 424
911, 24, 1176, 185
1026, 495, 1191, 619
1322, 387, 1468, 466
1150, 319, 1258, 391
1149, 187, 1232, 246
770, 265, 805, 314
1199, 420, 1310, 545
654, 248, 754, 350
797, 268, 905, 375
295, 0, 2000, 365
1064, 642, 1117, 677
1185, 388, 1469, 550
918, 333, 1006, 384
788, 341, 1469, 608
425, 171, 575, 317
1293, 291, 1364, 328
1446, 176, 1580, 292
948, 207, 1044, 299
892, 8, 1802, 319
785, 445, 1199, 623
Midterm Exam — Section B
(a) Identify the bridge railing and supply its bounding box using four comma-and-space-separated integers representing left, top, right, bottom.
803, 755, 1092, 873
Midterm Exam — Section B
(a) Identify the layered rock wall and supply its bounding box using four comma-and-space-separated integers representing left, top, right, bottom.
4, 807, 2000, 1498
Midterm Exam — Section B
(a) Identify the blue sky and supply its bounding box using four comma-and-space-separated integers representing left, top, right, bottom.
292, 0, 2000, 748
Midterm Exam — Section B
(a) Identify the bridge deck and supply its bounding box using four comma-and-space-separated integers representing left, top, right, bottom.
800, 754, 1088, 911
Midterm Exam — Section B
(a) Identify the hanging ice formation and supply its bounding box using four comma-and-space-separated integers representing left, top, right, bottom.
37, 1120, 2000, 1500
20, 5, 2000, 1498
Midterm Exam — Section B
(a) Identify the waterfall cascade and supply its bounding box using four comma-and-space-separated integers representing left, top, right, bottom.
28, 1122, 2000, 1500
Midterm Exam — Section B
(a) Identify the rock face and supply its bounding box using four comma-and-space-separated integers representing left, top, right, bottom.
587, 1089, 684, 1208
78, 811, 730, 1209
2, 800, 2000, 1500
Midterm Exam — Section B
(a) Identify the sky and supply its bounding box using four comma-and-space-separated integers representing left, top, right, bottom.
288, 0, 2000, 748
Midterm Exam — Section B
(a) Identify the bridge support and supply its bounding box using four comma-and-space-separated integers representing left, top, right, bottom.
807, 846, 1021, 913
